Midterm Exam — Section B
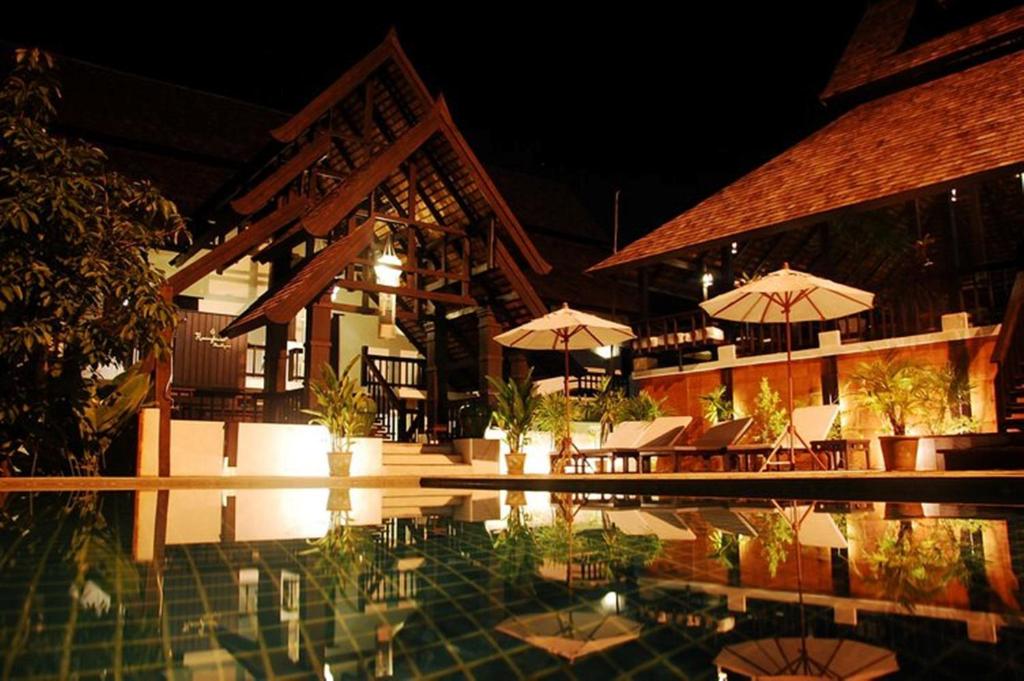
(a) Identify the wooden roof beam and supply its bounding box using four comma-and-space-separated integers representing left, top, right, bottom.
299, 106, 442, 237
166, 198, 307, 294
229, 134, 331, 215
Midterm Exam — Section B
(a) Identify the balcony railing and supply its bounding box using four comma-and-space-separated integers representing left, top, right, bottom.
632, 265, 1018, 361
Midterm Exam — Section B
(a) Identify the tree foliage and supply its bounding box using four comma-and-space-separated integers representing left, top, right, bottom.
0, 49, 184, 472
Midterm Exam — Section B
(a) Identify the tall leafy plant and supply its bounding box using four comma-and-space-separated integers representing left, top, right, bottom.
304, 356, 376, 452
0, 50, 184, 473
486, 369, 539, 456
749, 377, 787, 444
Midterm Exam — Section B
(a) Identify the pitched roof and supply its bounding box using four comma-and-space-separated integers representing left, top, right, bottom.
590, 48, 1024, 272
822, 0, 1024, 101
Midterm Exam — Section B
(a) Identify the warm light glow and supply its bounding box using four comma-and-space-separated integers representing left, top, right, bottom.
592, 345, 619, 359
701, 271, 714, 299
374, 235, 402, 338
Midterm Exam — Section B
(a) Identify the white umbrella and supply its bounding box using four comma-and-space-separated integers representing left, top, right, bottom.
496, 608, 641, 663
700, 264, 873, 470
715, 637, 898, 680
494, 303, 635, 470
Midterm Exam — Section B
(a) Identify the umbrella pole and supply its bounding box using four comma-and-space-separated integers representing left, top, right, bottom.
786, 302, 795, 465
563, 333, 571, 470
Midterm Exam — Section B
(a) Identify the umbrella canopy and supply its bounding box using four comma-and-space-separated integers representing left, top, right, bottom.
496, 608, 641, 663
699, 265, 874, 324
699, 265, 873, 470
715, 637, 898, 680
493, 304, 635, 471
494, 303, 635, 350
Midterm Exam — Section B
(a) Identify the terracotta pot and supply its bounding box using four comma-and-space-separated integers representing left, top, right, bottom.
328, 451, 353, 477
506, 490, 527, 507
884, 502, 924, 519
506, 453, 526, 475
878, 436, 919, 471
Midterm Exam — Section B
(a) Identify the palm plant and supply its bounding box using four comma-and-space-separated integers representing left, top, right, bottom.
848, 353, 931, 436
486, 369, 539, 474
304, 356, 375, 453
617, 390, 668, 422
700, 385, 734, 425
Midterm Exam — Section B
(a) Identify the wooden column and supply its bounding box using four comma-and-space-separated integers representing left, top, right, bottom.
156, 283, 174, 477
304, 289, 334, 408
478, 307, 503, 400
264, 254, 291, 394
426, 306, 449, 437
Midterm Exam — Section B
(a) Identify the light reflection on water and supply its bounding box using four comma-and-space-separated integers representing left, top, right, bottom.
0, 488, 1022, 679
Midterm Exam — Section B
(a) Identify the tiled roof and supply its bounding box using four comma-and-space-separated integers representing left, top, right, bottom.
822, 0, 1024, 101
590, 49, 1024, 272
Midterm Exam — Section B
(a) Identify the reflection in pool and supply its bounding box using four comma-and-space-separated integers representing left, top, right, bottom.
0, 488, 1021, 679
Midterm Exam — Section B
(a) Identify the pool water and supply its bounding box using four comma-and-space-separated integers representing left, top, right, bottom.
1, 488, 1022, 679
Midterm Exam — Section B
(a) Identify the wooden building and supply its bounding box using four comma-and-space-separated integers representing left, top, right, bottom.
590, 0, 1024, 444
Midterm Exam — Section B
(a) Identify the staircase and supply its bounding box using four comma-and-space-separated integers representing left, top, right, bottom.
381, 442, 473, 476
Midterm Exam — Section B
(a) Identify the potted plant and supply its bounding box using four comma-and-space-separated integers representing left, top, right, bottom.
304, 357, 376, 477
486, 369, 539, 475
749, 377, 787, 445
849, 353, 930, 471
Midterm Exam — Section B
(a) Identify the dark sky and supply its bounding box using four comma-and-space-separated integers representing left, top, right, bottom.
7, 3, 865, 242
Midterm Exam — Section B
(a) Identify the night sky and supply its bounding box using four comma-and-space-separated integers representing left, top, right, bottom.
7, 4, 865, 243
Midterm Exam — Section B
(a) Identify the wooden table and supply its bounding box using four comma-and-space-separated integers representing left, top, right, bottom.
810, 439, 871, 470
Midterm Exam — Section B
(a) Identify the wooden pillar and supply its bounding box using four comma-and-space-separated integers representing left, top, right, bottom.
264, 254, 291, 394
478, 307, 503, 400
426, 306, 449, 437
304, 289, 334, 408
156, 283, 174, 477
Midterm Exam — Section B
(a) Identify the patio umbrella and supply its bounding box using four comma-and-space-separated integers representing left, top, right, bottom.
494, 303, 635, 469
714, 637, 898, 680
496, 607, 641, 663
699, 264, 873, 470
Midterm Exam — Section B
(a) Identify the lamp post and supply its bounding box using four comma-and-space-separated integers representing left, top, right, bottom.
374, 235, 403, 338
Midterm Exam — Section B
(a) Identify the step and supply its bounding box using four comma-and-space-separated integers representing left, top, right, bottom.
381, 464, 474, 476
382, 453, 466, 466
382, 442, 455, 455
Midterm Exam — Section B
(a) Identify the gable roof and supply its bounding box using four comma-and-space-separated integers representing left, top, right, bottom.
822, 0, 1024, 102
590, 48, 1024, 272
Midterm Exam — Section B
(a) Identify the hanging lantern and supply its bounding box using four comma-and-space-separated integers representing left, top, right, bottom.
374, 235, 402, 338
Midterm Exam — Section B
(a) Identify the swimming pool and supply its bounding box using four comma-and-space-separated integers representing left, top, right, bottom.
0, 487, 1021, 679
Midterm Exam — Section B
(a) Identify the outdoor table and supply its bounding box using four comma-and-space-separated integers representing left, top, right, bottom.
810, 439, 871, 470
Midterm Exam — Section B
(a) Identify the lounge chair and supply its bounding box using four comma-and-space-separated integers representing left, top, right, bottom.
638, 417, 753, 473
552, 420, 650, 473
610, 416, 694, 472
727, 404, 840, 471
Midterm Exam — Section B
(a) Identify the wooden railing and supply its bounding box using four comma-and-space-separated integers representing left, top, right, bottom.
633, 266, 1018, 360
360, 349, 424, 388
993, 271, 1024, 432
362, 349, 427, 442
170, 387, 306, 423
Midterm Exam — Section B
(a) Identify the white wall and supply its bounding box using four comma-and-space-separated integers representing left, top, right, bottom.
137, 410, 383, 477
